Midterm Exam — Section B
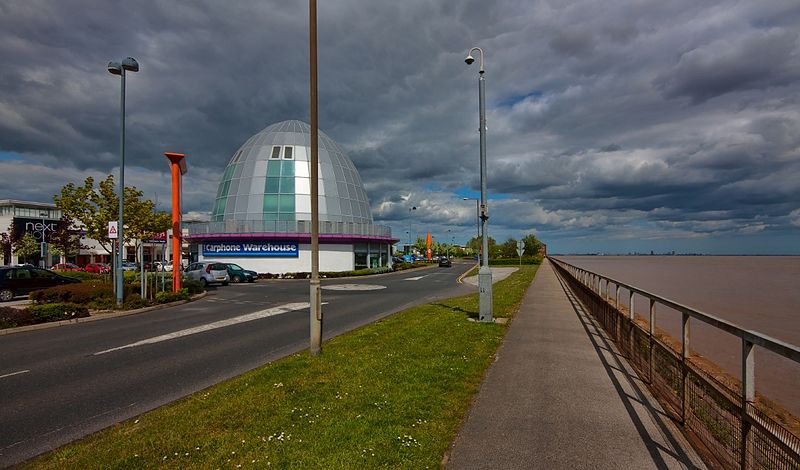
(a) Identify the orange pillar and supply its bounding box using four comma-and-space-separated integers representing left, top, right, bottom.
165, 152, 187, 292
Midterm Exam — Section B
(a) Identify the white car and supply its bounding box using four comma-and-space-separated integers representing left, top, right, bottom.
184, 261, 230, 287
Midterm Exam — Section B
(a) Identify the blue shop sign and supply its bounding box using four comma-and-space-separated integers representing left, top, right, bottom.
202, 241, 299, 257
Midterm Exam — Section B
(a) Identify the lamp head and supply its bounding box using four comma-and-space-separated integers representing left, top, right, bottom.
464, 54, 475, 65
121, 57, 139, 72
107, 61, 122, 75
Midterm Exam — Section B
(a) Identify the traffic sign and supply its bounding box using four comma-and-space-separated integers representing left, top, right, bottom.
108, 221, 118, 239
516, 240, 525, 257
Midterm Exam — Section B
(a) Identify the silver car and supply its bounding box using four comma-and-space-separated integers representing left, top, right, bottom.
184, 261, 230, 287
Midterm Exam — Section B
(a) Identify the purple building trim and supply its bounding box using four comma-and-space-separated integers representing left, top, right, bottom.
186, 232, 399, 245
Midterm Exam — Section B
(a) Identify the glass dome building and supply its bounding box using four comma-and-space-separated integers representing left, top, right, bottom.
187, 120, 397, 273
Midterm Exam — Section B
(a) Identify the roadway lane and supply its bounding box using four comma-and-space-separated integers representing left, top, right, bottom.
0, 262, 474, 467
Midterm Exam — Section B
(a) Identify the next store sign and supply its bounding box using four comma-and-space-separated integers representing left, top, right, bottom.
202, 242, 299, 257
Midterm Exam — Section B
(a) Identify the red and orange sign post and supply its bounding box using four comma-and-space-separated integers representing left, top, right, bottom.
164, 152, 187, 292
426, 232, 432, 261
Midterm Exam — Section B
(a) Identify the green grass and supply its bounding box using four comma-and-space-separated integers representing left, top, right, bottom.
26, 266, 538, 469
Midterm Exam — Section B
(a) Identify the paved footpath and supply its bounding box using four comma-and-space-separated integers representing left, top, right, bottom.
446, 259, 707, 469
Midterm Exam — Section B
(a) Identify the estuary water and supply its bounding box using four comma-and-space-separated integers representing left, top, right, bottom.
560, 256, 800, 416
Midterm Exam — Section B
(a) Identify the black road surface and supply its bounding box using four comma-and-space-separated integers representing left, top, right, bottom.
0, 262, 474, 467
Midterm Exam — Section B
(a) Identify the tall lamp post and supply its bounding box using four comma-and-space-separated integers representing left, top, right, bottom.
408, 206, 417, 253
309, 0, 323, 356
462, 197, 480, 248
108, 57, 139, 307
465, 47, 493, 322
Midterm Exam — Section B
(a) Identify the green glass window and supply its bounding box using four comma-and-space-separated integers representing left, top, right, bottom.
265, 177, 280, 194
267, 161, 281, 177
280, 177, 295, 194
214, 197, 227, 215
278, 195, 295, 212
263, 212, 278, 221
278, 213, 295, 221
281, 160, 295, 176
263, 195, 278, 212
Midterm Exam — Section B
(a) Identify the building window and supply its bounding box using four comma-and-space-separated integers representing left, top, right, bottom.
283, 146, 294, 160
270, 146, 281, 159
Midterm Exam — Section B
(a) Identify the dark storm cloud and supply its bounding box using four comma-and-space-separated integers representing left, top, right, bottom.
1, 0, 799, 253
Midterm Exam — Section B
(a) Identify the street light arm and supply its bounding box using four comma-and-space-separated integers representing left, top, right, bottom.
465, 47, 485, 73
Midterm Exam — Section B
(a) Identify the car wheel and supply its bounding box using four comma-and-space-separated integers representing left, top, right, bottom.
0, 288, 14, 302
232, 275, 242, 283
200, 278, 208, 288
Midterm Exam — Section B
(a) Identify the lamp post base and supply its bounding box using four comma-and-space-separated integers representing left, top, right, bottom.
478, 265, 493, 322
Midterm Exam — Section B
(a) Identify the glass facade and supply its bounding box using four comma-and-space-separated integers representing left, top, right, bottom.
211, 120, 373, 225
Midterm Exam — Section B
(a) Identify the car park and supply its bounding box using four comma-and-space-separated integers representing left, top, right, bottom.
438, 257, 452, 267
184, 261, 230, 287
0, 266, 81, 302
224, 263, 258, 283
51, 263, 83, 272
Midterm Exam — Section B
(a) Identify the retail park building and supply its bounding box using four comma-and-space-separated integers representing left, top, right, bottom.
2, 121, 397, 272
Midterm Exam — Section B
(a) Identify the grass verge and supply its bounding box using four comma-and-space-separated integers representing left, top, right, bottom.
26, 265, 538, 469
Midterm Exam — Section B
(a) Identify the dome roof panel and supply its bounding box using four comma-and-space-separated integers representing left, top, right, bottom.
212, 120, 372, 225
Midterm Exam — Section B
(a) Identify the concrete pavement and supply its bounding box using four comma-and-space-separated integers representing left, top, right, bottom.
446, 259, 706, 469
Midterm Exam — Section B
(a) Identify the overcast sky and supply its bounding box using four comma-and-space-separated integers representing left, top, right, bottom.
1, 0, 799, 254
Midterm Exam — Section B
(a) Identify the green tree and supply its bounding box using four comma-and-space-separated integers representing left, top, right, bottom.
0, 231, 11, 265
54, 175, 171, 257
466, 236, 496, 257
48, 215, 88, 264
499, 238, 519, 258
522, 233, 543, 257
14, 233, 39, 264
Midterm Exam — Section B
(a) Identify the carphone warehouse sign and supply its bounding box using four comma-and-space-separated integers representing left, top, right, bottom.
202, 241, 299, 257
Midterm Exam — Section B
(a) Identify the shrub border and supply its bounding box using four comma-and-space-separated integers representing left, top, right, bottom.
0, 292, 207, 336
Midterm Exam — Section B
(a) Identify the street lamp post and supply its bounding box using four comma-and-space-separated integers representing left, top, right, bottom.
465, 47, 493, 322
108, 57, 139, 307
309, 0, 323, 356
462, 197, 480, 247
408, 206, 416, 254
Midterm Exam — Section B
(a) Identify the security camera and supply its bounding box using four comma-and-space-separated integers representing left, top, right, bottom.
465, 55, 475, 65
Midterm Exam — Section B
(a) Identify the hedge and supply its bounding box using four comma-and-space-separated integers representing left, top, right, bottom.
0, 306, 35, 329
155, 288, 189, 304
28, 303, 89, 323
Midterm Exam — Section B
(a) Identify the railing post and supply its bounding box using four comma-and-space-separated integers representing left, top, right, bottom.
741, 339, 755, 470
649, 298, 655, 383
615, 284, 620, 308
628, 290, 635, 354
681, 311, 690, 424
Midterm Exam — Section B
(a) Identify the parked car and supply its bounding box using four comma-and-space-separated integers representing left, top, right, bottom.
51, 263, 83, 272
438, 257, 452, 267
84, 263, 111, 274
224, 263, 258, 283
0, 266, 81, 302
184, 261, 230, 287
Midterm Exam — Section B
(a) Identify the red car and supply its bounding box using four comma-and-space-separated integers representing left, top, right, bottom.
51, 263, 83, 272
84, 263, 111, 274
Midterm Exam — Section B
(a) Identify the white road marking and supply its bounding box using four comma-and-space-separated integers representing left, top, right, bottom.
0, 370, 30, 379
322, 284, 386, 291
404, 275, 427, 281
93, 302, 310, 356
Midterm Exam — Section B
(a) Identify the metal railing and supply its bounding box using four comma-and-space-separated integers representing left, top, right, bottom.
187, 220, 393, 238
549, 257, 800, 469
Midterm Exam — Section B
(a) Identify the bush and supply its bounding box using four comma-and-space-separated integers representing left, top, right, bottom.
52, 271, 105, 282
155, 288, 189, 304
182, 279, 204, 295
488, 256, 543, 266
30, 283, 114, 308
123, 293, 147, 310
28, 303, 89, 323
0, 306, 35, 329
